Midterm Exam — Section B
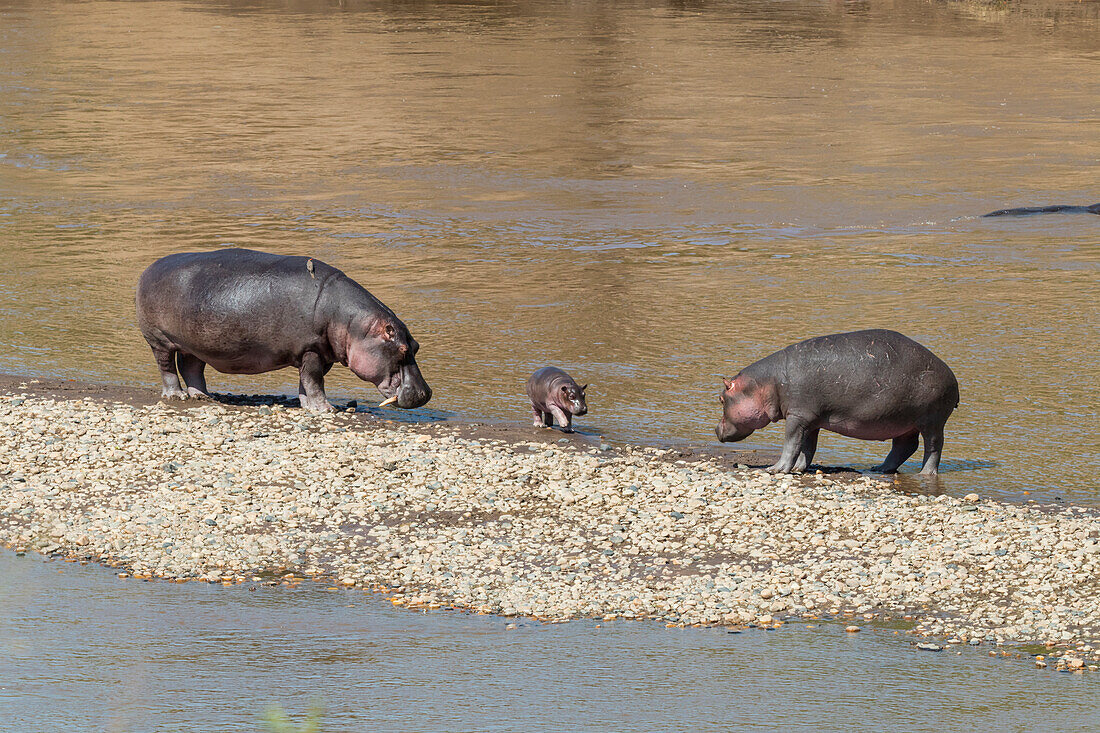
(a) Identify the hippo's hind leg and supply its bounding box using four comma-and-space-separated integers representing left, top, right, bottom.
872, 432, 920, 473
792, 428, 819, 473
146, 342, 188, 400
298, 351, 335, 412
918, 422, 946, 475
176, 353, 211, 399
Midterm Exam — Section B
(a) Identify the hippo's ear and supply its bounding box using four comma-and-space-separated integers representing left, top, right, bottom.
723, 377, 734, 391
581, 384, 589, 392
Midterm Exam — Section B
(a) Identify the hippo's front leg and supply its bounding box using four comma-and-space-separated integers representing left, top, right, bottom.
298, 352, 335, 412
549, 405, 573, 433
791, 428, 819, 473
766, 416, 812, 473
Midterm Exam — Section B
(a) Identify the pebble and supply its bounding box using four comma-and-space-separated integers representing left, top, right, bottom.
0, 392, 1098, 667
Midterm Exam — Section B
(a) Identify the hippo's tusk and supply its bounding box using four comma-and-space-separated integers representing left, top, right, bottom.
378, 396, 398, 408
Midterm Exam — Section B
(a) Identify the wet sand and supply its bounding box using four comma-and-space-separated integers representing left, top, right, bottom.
1, 374, 1097, 670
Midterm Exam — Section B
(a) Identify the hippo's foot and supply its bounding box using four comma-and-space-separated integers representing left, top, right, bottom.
160, 387, 189, 401
870, 463, 898, 474
300, 396, 335, 413
185, 387, 210, 400
764, 462, 797, 474
532, 419, 548, 428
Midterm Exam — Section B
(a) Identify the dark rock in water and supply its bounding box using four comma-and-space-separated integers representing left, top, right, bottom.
982, 202, 1100, 217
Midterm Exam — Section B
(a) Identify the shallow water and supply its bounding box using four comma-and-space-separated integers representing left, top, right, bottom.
1, 0, 1098, 504
1, 550, 1097, 733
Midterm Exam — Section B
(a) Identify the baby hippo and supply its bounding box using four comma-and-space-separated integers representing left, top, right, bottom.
527, 367, 588, 433
716, 329, 959, 475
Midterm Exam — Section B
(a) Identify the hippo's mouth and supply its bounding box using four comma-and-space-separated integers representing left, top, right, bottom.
716, 423, 754, 442
376, 362, 431, 409
376, 367, 403, 406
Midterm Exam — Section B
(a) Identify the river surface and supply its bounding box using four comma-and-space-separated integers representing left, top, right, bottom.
0, 0, 1098, 504
0, 1, 1099, 729
2, 551, 1099, 733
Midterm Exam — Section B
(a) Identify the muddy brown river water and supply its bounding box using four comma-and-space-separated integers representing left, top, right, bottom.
1, 0, 1098, 729
1, 0, 1099, 504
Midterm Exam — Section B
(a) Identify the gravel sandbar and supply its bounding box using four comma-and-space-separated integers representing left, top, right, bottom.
1, 377, 1097, 669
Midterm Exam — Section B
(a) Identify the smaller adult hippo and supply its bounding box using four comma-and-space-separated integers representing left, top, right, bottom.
136, 248, 431, 412
526, 367, 588, 433
715, 330, 958, 475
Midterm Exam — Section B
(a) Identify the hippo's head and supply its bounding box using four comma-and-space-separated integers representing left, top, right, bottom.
715, 375, 776, 442
560, 382, 588, 417
341, 317, 431, 409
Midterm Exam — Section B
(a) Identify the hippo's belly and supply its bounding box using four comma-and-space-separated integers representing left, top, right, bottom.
818, 417, 917, 441
195, 351, 295, 375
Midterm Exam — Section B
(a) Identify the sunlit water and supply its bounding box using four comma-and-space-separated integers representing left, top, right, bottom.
1, 0, 1098, 504
0, 1, 1099, 728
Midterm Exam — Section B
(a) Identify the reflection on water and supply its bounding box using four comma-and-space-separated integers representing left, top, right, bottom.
2, 550, 1098, 732
0, 0, 1097, 508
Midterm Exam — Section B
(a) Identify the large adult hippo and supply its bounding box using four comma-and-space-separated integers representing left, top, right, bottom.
983, 202, 1100, 217
136, 248, 431, 412
715, 329, 958, 475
